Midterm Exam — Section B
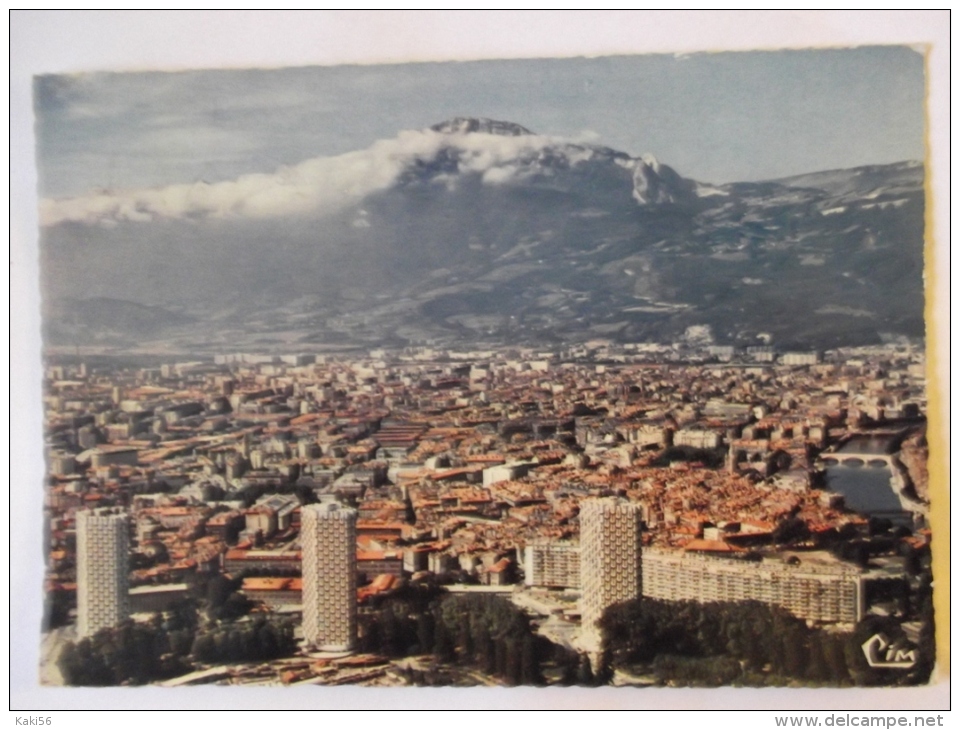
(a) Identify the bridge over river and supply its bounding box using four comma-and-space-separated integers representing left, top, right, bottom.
819, 431, 918, 522
819, 431, 905, 469
819, 452, 896, 469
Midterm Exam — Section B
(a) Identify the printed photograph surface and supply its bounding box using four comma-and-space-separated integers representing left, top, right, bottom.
28, 39, 942, 695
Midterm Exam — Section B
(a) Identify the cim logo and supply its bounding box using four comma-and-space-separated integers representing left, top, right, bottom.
861, 632, 918, 669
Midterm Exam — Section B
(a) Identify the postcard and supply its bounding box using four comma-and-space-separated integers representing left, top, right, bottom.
11, 10, 949, 713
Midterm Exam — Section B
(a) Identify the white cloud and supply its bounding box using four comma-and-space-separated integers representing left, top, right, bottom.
39, 127, 596, 227
481, 166, 521, 185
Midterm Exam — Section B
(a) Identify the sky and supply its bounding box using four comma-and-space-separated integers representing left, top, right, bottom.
34, 46, 925, 202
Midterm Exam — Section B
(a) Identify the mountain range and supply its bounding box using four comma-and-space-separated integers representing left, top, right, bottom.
40, 117, 925, 352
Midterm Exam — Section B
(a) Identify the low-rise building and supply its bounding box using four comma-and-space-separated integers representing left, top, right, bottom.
524, 540, 580, 589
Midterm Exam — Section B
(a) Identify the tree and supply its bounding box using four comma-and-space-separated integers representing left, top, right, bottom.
168, 628, 193, 657
823, 633, 850, 684
456, 620, 474, 659
380, 607, 401, 657
432, 616, 455, 663
416, 612, 434, 655
773, 517, 810, 545
359, 617, 381, 654
805, 637, 830, 683
191, 633, 216, 663
868, 517, 893, 536
494, 637, 507, 677
205, 575, 235, 612
504, 638, 522, 686
783, 626, 809, 678
903, 548, 921, 577
476, 623, 495, 675
576, 655, 594, 686
42, 589, 74, 631
218, 592, 253, 621
521, 635, 542, 685
163, 598, 199, 632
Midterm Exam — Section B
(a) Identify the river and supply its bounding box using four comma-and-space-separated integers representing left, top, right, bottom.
825, 433, 910, 522
825, 464, 904, 517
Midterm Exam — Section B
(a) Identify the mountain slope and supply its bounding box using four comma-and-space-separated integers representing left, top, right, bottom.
39, 119, 926, 350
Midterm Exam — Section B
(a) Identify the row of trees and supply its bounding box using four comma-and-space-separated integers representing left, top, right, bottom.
599, 597, 934, 687
59, 566, 934, 687
356, 589, 581, 686
58, 577, 564, 686
58, 616, 193, 686
651, 446, 727, 469
430, 593, 548, 685
56, 574, 286, 687
355, 582, 441, 657
57, 613, 297, 686
189, 617, 296, 664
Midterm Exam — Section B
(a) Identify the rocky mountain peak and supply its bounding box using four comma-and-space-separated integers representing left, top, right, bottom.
430, 117, 534, 136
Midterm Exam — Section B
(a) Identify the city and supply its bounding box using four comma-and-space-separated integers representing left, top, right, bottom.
40, 339, 933, 687
25, 44, 937, 694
